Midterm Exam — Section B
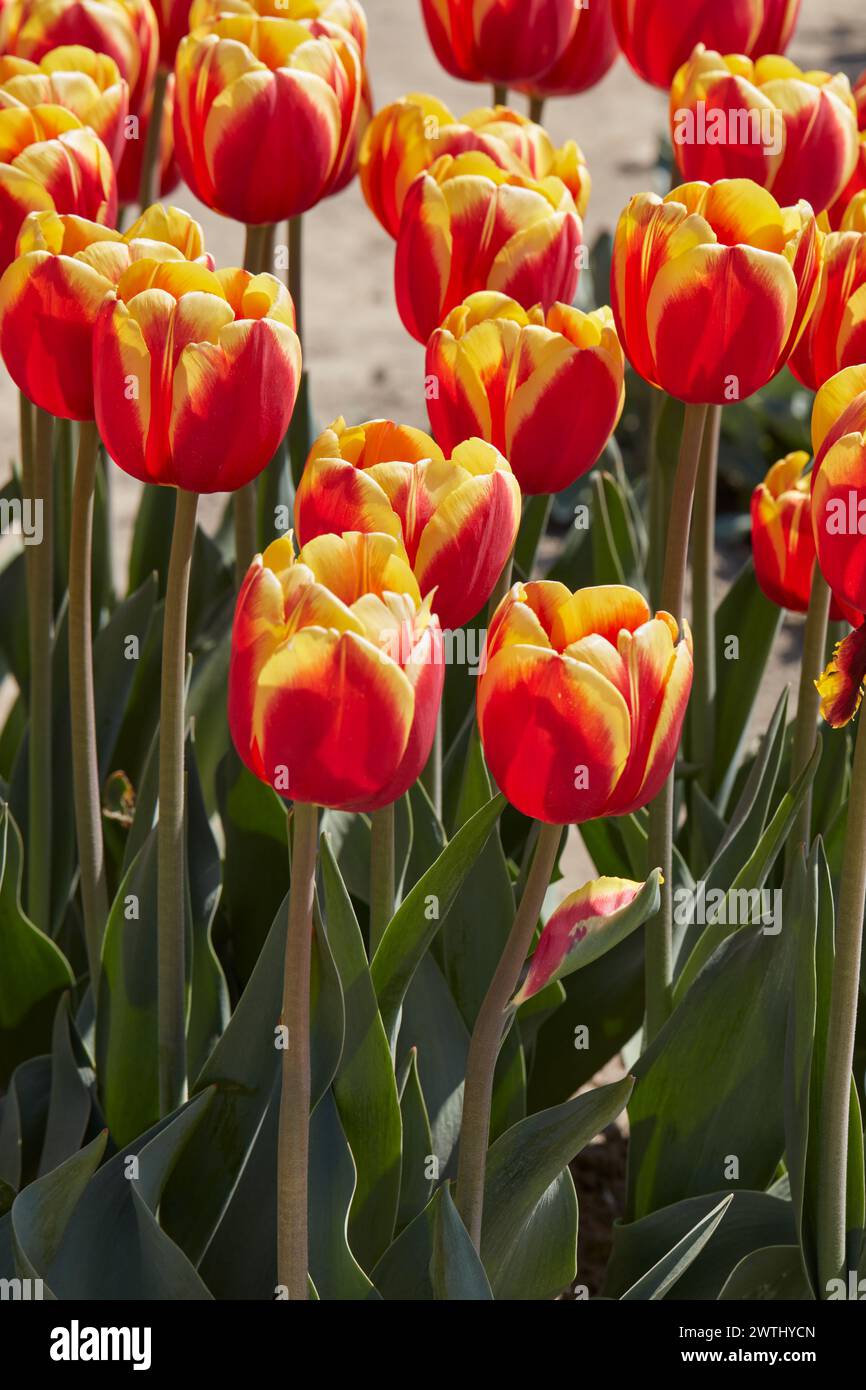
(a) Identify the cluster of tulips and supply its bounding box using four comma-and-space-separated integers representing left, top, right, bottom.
0, 0, 865, 1306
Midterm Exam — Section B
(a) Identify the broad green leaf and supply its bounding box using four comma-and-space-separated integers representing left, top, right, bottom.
37, 994, 94, 1177
322, 836, 401, 1268
308, 1091, 381, 1301
372, 793, 506, 1045
185, 735, 229, 1080
216, 749, 289, 983
372, 1183, 492, 1301
718, 1244, 814, 1300
0, 1056, 51, 1190
397, 1048, 433, 1232
591, 471, 642, 588
11, 1130, 107, 1295
621, 1195, 733, 1299
489, 1168, 578, 1300
398, 955, 468, 1176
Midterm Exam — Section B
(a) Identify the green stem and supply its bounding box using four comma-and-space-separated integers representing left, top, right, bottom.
646, 388, 665, 611
421, 707, 443, 819
493, 84, 508, 106
27, 408, 54, 931
787, 567, 832, 865
691, 403, 720, 791
817, 709, 866, 1292
277, 801, 318, 1299
370, 801, 396, 953
644, 400, 708, 1042
528, 94, 545, 124
487, 549, 515, 620
137, 66, 168, 209
69, 420, 109, 984
157, 487, 198, 1116
234, 222, 267, 582
289, 216, 303, 343
456, 820, 562, 1249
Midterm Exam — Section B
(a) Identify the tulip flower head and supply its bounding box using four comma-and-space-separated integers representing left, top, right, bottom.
477, 582, 693, 824
0, 103, 117, 273
295, 418, 521, 631
173, 13, 364, 224
788, 230, 866, 390
827, 70, 866, 229
395, 152, 582, 344
611, 0, 801, 89
810, 365, 866, 625
611, 179, 823, 405
187, 0, 367, 53
750, 452, 820, 613
0, 203, 210, 418
93, 258, 301, 489
360, 93, 590, 239
671, 48, 859, 217
427, 293, 625, 495
0, 46, 129, 164
0, 0, 160, 113
520, 0, 619, 100
229, 531, 444, 811
420, 0, 575, 86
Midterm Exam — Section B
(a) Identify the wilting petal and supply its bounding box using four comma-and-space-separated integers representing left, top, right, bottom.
817, 624, 866, 727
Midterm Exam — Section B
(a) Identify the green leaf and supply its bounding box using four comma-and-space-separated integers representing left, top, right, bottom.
621, 1195, 733, 1299
0, 806, 74, 1087
591, 471, 642, 588
185, 734, 229, 1081
0, 1056, 51, 1190
37, 994, 94, 1177
718, 1244, 814, 1300
481, 1076, 633, 1296
308, 1091, 381, 1300
322, 836, 401, 1268
489, 1168, 578, 1300
11, 1130, 107, 1295
513, 494, 552, 579
371, 793, 506, 1045
372, 1183, 491, 1301
398, 955, 469, 1175
783, 845, 819, 1286
216, 749, 289, 983
397, 1048, 433, 1231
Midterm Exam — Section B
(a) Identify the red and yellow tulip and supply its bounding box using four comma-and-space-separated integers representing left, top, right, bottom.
828, 71, 866, 229
520, 0, 619, 100
810, 365, 866, 625
187, 0, 367, 53
0, 0, 159, 113
0, 46, 128, 164
295, 418, 521, 630
751, 452, 820, 613
611, 179, 822, 405
477, 581, 693, 824
0, 203, 208, 419
420, 0, 575, 86
173, 13, 364, 224
0, 104, 116, 273
395, 152, 582, 345
228, 531, 444, 811
93, 257, 301, 490
611, 0, 801, 89
789, 229, 866, 390
670, 48, 859, 217
426, 293, 625, 496
360, 94, 590, 239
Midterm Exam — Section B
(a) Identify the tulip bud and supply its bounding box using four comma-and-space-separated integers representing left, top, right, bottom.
751, 452, 819, 613
611, 179, 823, 405
520, 0, 619, 100
420, 0, 575, 86
295, 417, 521, 631
229, 531, 444, 811
827, 72, 866, 228
810, 364, 866, 621
0, 45, 129, 164
395, 153, 582, 345
93, 259, 301, 489
360, 93, 590, 239
427, 293, 624, 495
477, 581, 693, 824
789, 230, 866, 390
670, 48, 859, 217
612, 0, 801, 90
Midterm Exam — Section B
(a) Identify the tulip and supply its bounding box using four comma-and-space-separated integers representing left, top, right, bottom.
828, 71, 866, 229
360, 93, 590, 239
426, 293, 624, 495
0, 104, 117, 274
420, 0, 575, 86
295, 418, 521, 630
93, 259, 301, 490
477, 581, 693, 825
520, 0, 619, 101
173, 13, 364, 225
188, 0, 368, 53
116, 69, 178, 203
670, 49, 859, 217
611, 0, 801, 90
1, 0, 159, 114
788, 230, 866, 391
810, 364, 866, 633
0, 45, 128, 164
395, 152, 582, 345
611, 180, 822, 406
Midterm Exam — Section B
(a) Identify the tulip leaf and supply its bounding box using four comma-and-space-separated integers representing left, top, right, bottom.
513, 494, 552, 580
515, 870, 663, 1005
488, 1168, 579, 1300
397, 1048, 434, 1231
718, 1244, 814, 1300
11, 1130, 107, 1295
620, 1194, 733, 1299
0, 805, 75, 1088
185, 734, 229, 1081
308, 1090, 381, 1301
371, 792, 506, 1045
712, 558, 784, 809
398, 954, 469, 1177
216, 748, 289, 982
321, 834, 402, 1269
0, 1055, 52, 1191
604, 1190, 796, 1300
481, 1076, 633, 1296
372, 1183, 492, 1301
591, 471, 643, 589
37, 994, 94, 1178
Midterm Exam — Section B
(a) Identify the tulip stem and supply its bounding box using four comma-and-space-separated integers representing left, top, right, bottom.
26, 407, 54, 932
787, 566, 832, 867
488, 549, 514, 619
422, 708, 443, 818
277, 801, 318, 1299
157, 486, 198, 1117
289, 216, 303, 342
234, 222, 267, 580
370, 802, 396, 952
493, 84, 508, 106
69, 420, 109, 985
817, 707, 866, 1292
644, 400, 708, 1042
528, 95, 545, 124
138, 66, 168, 210
691, 403, 720, 792
456, 820, 562, 1249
